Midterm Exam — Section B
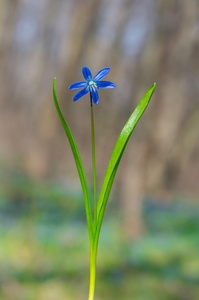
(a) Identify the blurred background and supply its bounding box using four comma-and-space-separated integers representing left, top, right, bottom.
0, 0, 199, 299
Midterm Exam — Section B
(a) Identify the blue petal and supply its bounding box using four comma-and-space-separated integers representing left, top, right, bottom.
93, 68, 110, 81
91, 87, 99, 105
73, 86, 89, 101
82, 67, 92, 81
69, 81, 87, 89
96, 81, 116, 89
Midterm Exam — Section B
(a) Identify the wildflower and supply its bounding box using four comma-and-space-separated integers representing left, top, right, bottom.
69, 66, 116, 105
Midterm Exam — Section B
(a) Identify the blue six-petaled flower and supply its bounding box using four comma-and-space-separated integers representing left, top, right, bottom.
69, 66, 116, 105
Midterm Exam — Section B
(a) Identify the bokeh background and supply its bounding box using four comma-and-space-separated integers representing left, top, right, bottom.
0, 0, 199, 299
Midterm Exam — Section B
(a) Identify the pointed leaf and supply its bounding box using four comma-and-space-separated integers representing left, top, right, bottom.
96, 83, 156, 233
53, 78, 93, 241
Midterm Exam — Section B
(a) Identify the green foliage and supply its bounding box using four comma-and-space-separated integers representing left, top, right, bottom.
53, 78, 155, 238
53, 78, 156, 299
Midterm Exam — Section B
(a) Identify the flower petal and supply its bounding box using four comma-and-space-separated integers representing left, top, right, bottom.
93, 68, 110, 81
91, 87, 99, 105
96, 81, 116, 89
73, 86, 89, 101
82, 66, 92, 81
69, 81, 87, 89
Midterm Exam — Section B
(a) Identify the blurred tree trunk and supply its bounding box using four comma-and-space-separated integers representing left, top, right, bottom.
120, 0, 199, 238
122, 143, 145, 238
0, 0, 199, 239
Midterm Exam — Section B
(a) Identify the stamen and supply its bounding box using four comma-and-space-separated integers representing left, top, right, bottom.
89, 80, 95, 87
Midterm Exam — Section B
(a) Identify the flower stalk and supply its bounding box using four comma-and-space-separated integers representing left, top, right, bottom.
89, 92, 97, 300
90, 93, 97, 227
88, 242, 97, 300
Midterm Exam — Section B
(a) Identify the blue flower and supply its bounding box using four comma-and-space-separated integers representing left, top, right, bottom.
69, 66, 116, 105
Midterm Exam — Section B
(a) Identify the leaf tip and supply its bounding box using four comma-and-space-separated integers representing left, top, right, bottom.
152, 82, 156, 89
150, 82, 156, 94
53, 78, 57, 92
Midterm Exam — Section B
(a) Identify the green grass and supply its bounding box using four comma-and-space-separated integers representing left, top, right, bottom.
1, 171, 199, 299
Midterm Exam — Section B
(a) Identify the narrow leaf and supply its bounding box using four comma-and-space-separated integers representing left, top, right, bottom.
96, 83, 156, 232
53, 78, 93, 241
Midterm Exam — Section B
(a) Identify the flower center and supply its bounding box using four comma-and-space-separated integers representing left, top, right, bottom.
89, 80, 95, 87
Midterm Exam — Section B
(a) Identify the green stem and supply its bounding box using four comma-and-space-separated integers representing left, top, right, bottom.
88, 244, 97, 300
89, 92, 98, 300
90, 93, 97, 226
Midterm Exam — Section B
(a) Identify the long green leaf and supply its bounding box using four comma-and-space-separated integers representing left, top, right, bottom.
96, 83, 156, 232
53, 78, 93, 241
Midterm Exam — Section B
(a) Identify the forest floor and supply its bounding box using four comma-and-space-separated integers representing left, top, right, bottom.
1, 171, 199, 300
